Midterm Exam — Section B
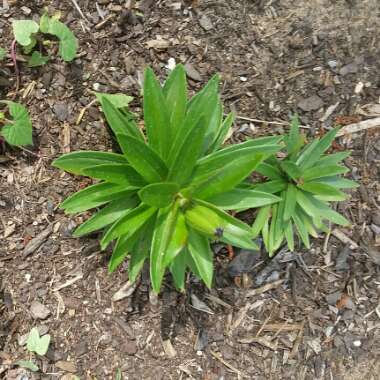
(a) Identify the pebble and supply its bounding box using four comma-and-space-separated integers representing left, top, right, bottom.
184, 63, 202, 82
21, 6, 32, 15
55, 361, 77, 373
327, 60, 338, 69
228, 249, 260, 277
30, 301, 51, 320
339, 62, 358, 76
53, 103, 69, 122
297, 95, 323, 112
325, 291, 342, 305
199, 14, 213, 31
121, 340, 138, 356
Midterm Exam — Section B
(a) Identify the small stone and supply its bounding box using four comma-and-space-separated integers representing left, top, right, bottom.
55, 361, 77, 373
21, 6, 32, 15
121, 340, 138, 356
30, 301, 51, 320
339, 62, 358, 76
373, 212, 380, 225
53, 103, 69, 122
184, 63, 202, 82
353, 340, 361, 347
327, 60, 338, 69
74, 342, 88, 357
297, 95, 323, 112
325, 291, 342, 306
228, 249, 260, 277
199, 14, 213, 31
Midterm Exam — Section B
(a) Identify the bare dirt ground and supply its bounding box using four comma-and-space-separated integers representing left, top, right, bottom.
0, 0, 379, 379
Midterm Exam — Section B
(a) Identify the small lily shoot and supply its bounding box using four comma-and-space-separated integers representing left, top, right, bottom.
252, 114, 358, 255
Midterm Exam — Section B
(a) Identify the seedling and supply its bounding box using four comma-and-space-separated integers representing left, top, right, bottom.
252, 115, 358, 255
12, 11, 78, 67
53, 65, 282, 293
0, 101, 33, 146
16, 327, 51, 373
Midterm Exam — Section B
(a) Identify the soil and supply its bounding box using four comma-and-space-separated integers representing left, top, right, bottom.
1, 1, 380, 379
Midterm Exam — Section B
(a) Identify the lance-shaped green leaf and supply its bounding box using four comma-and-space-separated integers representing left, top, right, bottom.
253, 179, 287, 194
188, 229, 213, 288
116, 134, 168, 183
169, 75, 219, 165
101, 204, 157, 249
150, 203, 180, 293
163, 212, 188, 267
0, 101, 32, 146
73, 197, 138, 237
283, 184, 297, 221
298, 208, 319, 238
143, 67, 171, 159
170, 251, 187, 291
317, 176, 358, 189
292, 209, 310, 248
205, 189, 281, 210
284, 222, 294, 251
12, 20, 39, 46
60, 182, 126, 213
193, 153, 265, 199
302, 165, 348, 181
163, 64, 187, 130
252, 205, 271, 238
138, 182, 179, 208
128, 220, 155, 281
52, 151, 128, 175
280, 161, 302, 181
298, 181, 346, 200
101, 98, 144, 140
315, 151, 350, 166
83, 164, 146, 186
284, 114, 304, 158
208, 112, 235, 152
167, 117, 207, 185
296, 190, 320, 217
307, 197, 350, 226
203, 97, 223, 152
256, 162, 283, 180
196, 138, 281, 177
297, 127, 339, 170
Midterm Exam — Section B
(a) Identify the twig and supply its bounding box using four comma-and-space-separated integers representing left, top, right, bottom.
95, 14, 116, 30
210, 350, 247, 378
336, 117, 380, 136
69, 0, 90, 22
245, 279, 284, 298
76, 98, 97, 125
331, 228, 358, 249
238, 336, 278, 351
233, 115, 309, 128
10, 39, 19, 94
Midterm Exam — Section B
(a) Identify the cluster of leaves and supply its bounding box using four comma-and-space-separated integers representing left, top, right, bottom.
53, 64, 282, 293
252, 115, 357, 255
12, 11, 78, 67
0, 101, 33, 146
